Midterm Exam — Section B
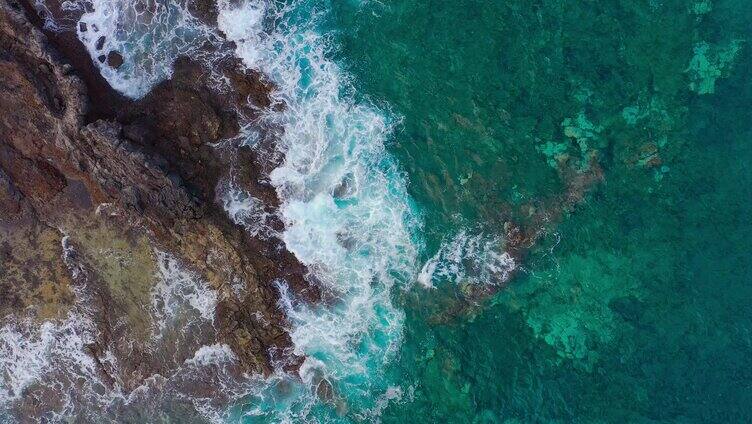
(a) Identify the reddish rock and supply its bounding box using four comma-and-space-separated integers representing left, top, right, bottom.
0, 1, 318, 420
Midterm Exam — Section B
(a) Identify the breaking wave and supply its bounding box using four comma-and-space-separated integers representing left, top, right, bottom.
76, 0, 216, 97
418, 230, 516, 289
217, 0, 421, 420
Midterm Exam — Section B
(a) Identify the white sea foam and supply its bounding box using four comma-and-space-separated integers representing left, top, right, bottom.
356, 385, 414, 422
75, 0, 215, 97
418, 230, 517, 288
28, 0, 427, 420
184, 343, 237, 367
222, 185, 276, 238
152, 250, 217, 327
0, 245, 240, 421
218, 0, 421, 418
0, 312, 106, 413
0, 237, 115, 417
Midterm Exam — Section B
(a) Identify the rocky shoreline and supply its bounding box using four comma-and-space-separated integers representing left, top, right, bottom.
0, 0, 612, 420
1, 0, 319, 418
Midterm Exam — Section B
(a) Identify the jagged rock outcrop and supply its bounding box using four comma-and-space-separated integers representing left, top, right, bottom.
0, 0, 316, 417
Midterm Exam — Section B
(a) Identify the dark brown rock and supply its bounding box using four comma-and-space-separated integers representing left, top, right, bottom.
187, 0, 218, 26
220, 56, 274, 110
94, 35, 104, 50
0, 0, 318, 413
105, 50, 122, 68
117, 56, 237, 201
15, 0, 129, 122
0, 168, 22, 217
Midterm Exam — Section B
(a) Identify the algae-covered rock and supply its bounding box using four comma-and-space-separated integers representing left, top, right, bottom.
66, 219, 158, 342
536, 141, 569, 169
509, 251, 640, 369
0, 219, 75, 322
621, 97, 673, 128
537, 112, 604, 172
562, 112, 603, 152
687, 39, 744, 94
690, 0, 712, 15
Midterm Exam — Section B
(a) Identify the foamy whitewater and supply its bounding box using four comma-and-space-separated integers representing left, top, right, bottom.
152, 251, 218, 331
50, 0, 422, 420
216, 0, 422, 419
418, 230, 516, 288
76, 0, 217, 97
1, 237, 115, 421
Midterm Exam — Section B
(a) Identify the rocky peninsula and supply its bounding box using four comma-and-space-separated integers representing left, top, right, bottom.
1, 0, 319, 419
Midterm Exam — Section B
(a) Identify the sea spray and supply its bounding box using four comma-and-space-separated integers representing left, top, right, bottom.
217, 0, 422, 419
152, 251, 218, 328
0, 246, 120, 422
0, 313, 102, 409
76, 0, 216, 97
0, 240, 230, 421
221, 181, 278, 239
418, 230, 516, 288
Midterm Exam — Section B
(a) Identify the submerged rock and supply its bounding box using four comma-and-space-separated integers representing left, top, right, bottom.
187, 0, 219, 26
687, 39, 744, 94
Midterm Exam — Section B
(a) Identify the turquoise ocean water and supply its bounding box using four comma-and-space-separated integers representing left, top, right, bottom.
318, 0, 752, 422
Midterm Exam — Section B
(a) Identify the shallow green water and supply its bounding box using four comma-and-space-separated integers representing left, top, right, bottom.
320, 0, 752, 421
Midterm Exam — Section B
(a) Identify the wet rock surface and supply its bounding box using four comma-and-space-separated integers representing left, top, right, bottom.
0, 0, 317, 419
105, 50, 122, 69
186, 0, 219, 26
